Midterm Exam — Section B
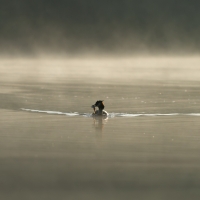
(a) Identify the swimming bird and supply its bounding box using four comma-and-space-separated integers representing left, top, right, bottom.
91, 100, 108, 116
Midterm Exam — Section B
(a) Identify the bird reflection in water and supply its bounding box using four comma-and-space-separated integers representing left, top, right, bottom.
93, 115, 108, 130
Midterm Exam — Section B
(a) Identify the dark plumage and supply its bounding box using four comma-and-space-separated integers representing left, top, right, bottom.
91, 100, 108, 116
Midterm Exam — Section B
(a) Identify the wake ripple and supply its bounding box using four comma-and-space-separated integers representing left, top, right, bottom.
21, 108, 200, 118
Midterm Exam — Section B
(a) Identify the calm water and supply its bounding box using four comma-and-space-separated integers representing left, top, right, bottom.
1, 57, 200, 200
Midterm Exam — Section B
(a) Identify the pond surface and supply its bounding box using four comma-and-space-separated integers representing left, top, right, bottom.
1, 57, 200, 200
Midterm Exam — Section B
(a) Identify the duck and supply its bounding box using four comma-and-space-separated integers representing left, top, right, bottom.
91, 100, 108, 117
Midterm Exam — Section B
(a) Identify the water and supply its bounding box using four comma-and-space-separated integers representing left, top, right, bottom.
1, 57, 200, 200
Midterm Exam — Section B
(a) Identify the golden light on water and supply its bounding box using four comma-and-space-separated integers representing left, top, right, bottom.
1, 56, 200, 83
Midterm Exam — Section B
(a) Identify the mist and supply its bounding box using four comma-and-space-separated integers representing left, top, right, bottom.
1, 0, 200, 56
1, 56, 200, 84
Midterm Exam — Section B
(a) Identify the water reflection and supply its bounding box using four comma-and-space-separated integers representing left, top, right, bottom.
2, 74, 200, 200
92, 115, 108, 133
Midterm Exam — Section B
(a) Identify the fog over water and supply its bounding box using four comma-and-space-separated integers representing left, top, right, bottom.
1, 56, 200, 84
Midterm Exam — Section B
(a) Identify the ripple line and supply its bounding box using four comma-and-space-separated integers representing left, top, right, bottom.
21, 108, 200, 118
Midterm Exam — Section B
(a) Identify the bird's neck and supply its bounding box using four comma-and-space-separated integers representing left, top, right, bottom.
98, 103, 104, 111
